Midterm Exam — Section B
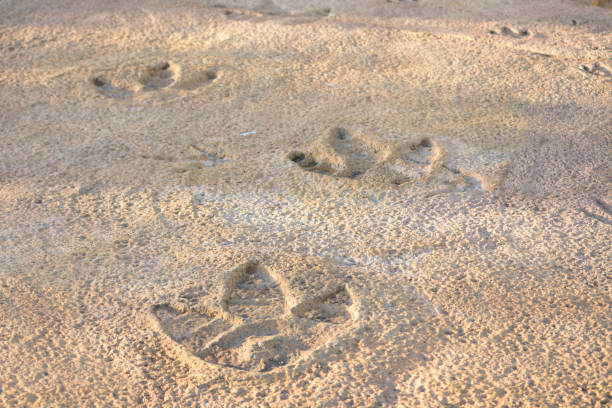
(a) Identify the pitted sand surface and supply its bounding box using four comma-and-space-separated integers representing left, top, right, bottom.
0, 0, 610, 406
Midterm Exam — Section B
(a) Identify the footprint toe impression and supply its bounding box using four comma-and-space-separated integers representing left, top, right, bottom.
90, 76, 133, 100
150, 262, 357, 373
140, 62, 176, 90
496, 26, 529, 38
288, 127, 376, 178
289, 128, 441, 186
390, 138, 436, 182
152, 304, 232, 350
176, 70, 217, 90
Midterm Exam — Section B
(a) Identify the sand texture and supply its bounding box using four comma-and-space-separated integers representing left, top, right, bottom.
0, 0, 611, 406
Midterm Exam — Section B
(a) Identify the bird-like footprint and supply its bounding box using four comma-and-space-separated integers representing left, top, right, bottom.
289, 127, 439, 184
150, 262, 356, 373
289, 127, 509, 192
289, 127, 377, 179
92, 62, 217, 99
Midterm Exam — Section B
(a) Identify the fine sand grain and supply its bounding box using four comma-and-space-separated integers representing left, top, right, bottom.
0, 0, 610, 406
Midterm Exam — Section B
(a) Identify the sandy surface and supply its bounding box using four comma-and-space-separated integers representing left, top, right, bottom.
0, 0, 611, 406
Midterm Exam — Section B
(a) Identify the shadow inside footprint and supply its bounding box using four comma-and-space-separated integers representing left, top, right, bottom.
176, 70, 217, 90
140, 62, 175, 90
500, 26, 529, 37
288, 151, 333, 175
90, 77, 133, 100
309, 7, 331, 17
152, 304, 232, 349
288, 127, 376, 178
150, 263, 357, 373
580, 62, 612, 78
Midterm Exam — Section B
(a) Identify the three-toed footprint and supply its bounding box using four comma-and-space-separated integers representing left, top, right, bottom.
289, 127, 509, 192
149, 261, 356, 373
91, 61, 218, 99
289, 126, 440, 184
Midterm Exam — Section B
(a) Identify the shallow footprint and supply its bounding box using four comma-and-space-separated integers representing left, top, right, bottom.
489, 26, 529, 38
288, 127, 376, 179
388, 138, 437, 184
202, 320, 299, 371
152, 304, 231, 348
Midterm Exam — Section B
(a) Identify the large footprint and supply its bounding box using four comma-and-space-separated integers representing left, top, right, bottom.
289, 127, 509, 192
288, 127, 441, 184
150, 262, 356, 373
91, 62, 218, 99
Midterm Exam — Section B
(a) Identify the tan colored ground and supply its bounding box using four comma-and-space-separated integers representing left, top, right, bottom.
0, 0, 611, 407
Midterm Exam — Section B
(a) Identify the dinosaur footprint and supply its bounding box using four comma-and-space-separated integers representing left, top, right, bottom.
91, 62, 217, 99
489, 26, 529, 38
289, 128, 509, 192
289, 127, 376, 179
289, 128, 439, 184
149, 262, 357, 373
